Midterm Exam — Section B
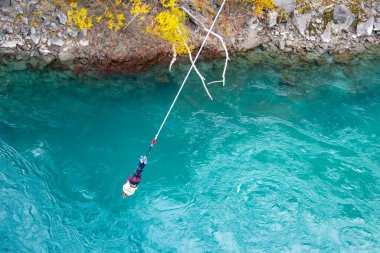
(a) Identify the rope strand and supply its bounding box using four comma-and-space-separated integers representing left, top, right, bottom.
153, 0, 227, 142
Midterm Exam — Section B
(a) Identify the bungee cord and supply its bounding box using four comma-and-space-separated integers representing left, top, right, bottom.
151, 0, 227, 148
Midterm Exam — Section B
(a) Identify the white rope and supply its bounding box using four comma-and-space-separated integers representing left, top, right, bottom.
154, 0, 227, 141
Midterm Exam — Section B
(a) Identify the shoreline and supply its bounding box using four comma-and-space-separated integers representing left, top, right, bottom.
1, 1, 379, 75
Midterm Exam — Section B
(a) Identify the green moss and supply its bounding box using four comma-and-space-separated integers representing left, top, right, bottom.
307, 21, 317, 35
322, 8, 333, 30
348, 0, 361, 17
296, 0, 311, 14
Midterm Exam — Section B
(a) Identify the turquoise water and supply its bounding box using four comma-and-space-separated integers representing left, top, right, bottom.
1, 55, 380, 252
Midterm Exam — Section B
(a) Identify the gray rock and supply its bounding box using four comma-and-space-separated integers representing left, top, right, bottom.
1, 40, 17, 48
20, 26, 29, 36
41, 36, 47, 44
279, 37, 286, 50
30, 27, 36, 35
50, 22, 58, 32
79, 39, 89, 46
274, 0, 295, 13
376, 3, 380, 13
30, 35, 40, 45
16, 6, 24, 15
285, 39, 294, 47
334, 5, 355, 31
293, 13, 312, 36
246, 17, 258, 26
58, 50, 74, 61
3, 24, 13, 34
321, 25, 332, 43
356, 16, 374, 36
50, 37, 64, 46
268, 11, 278, 28
57, 12, 67, 25
67, 28, 78, 38
38, 46, 52, 55
29, 0, 40, 5
0, 0, 11, 7
366, 37, 375, 43
237, 24, 264, 51
373, 21, 380, 33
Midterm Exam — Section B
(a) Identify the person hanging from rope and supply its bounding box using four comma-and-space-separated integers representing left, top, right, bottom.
122, 155, 147, 198
122, 139, 156, 198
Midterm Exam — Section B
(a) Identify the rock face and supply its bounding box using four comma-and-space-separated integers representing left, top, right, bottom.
321, 24, 332, 43
0, 0, 379, 72
268, 11, 278, 28
374, 20, 380, 34
357, 16, 374, 37
333, 5, 355, 31
293, 14, 312, 36
274, 0, 296, 13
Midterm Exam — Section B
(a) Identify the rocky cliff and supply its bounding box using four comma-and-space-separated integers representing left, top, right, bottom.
0, 0, 379, 73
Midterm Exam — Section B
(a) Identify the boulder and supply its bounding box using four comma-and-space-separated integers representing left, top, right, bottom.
49, 37, 64, 46
356, 16, 374, 36
1, 41, 17, 48
57, 12, 67, 25
274, 0, 296, 13
30, 35, 40, 45
333, 5, 355, 31
38, 46, 52, 55
268, 11, 278, 28
293, 13, 312, 36
67, 28, 78, 38
237, 23, 264, 51
58, 50, 74, 61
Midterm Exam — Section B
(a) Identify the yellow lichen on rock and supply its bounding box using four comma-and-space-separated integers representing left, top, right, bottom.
243, 0, 274, 15
147, 0, 191, 54
130, 0, 150, 15
67, 2, 93, 30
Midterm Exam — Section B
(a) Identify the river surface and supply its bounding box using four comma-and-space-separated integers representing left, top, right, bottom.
1, 54, 380, 252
